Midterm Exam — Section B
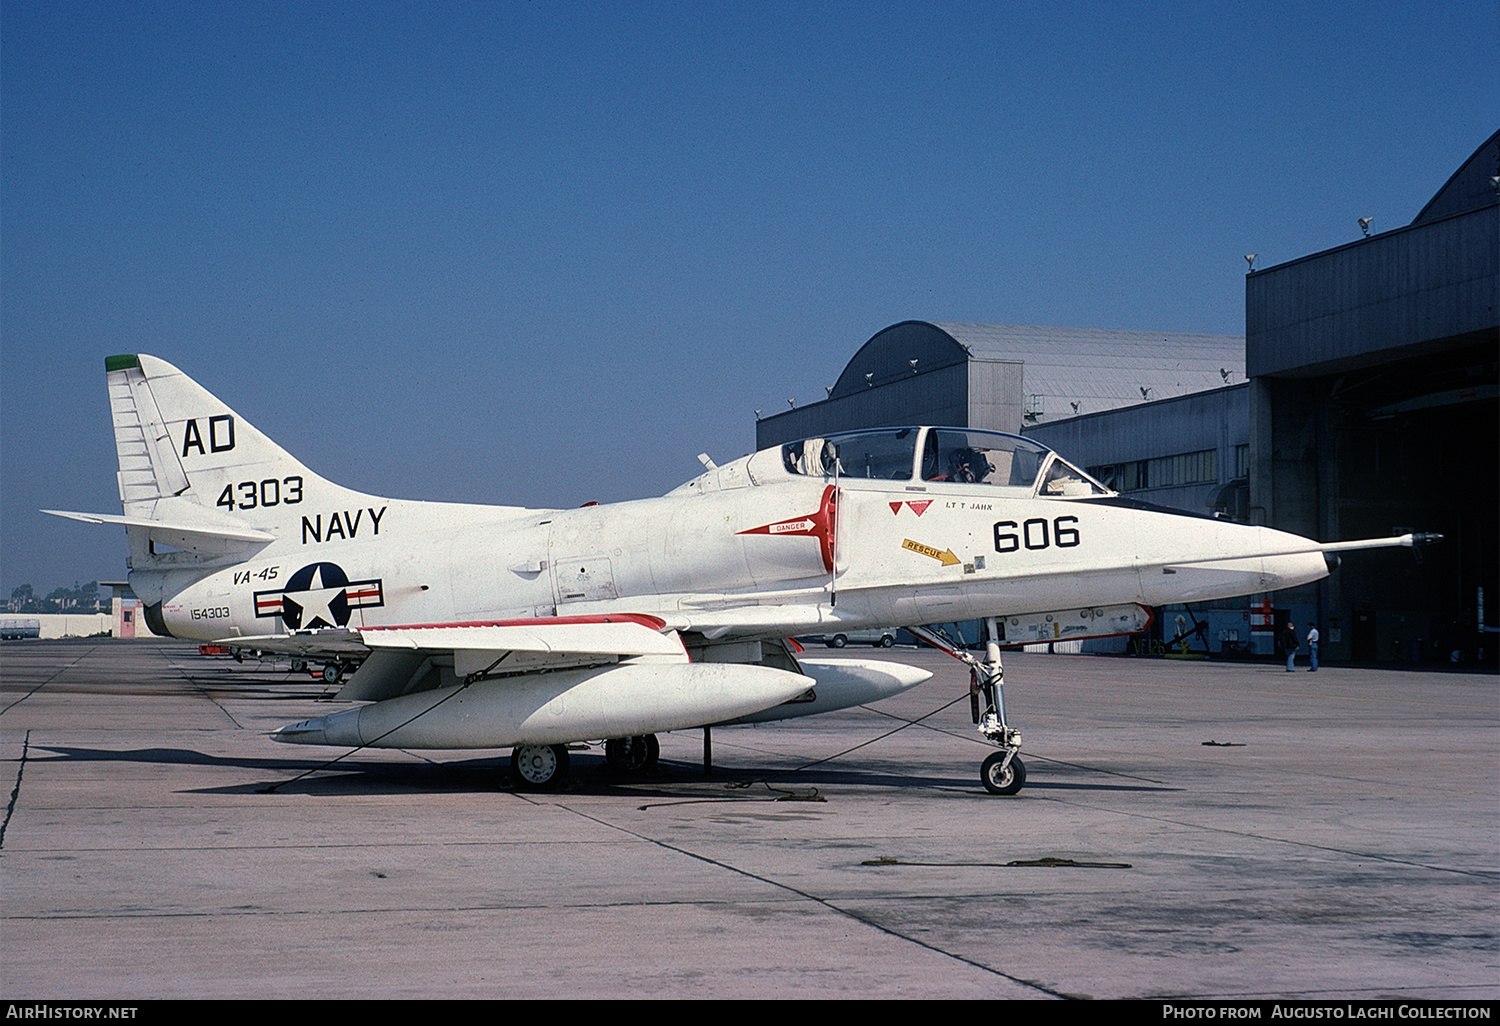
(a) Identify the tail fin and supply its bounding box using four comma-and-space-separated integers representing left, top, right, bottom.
47, 355, 374, 561
107, 353, 345, 520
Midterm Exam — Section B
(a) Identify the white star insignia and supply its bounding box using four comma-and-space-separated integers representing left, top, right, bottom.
286, 566, 347, 628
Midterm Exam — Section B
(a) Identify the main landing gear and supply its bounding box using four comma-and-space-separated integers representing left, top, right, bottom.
604, 734, 659, 775
510, 744, 570, 790
509, 734, 660, 790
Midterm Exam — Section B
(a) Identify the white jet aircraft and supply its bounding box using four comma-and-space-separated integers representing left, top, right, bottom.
48, 355, 1436, 794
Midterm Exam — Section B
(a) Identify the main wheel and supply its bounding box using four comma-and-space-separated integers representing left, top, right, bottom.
980, 752, 1026, 795
605, 734, 660, 774
511, 744, 570, 790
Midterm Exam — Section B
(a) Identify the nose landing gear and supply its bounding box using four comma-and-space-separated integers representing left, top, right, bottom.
911, 616, 1025, 796
972, 616, 1024, 795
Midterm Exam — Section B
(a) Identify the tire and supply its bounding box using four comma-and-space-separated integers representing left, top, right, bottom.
831, 635, 847, 648
605, 734, 660, 774
981, 752, 1026, 796
511, 744, 570, 790
878, 635, 894, 648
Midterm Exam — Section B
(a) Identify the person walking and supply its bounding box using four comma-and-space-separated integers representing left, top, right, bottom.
1284, 621, 1299, 672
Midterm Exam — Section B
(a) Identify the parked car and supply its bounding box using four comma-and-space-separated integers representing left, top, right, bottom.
819, 628, 897, 649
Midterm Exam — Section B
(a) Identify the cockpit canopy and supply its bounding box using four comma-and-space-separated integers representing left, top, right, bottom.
782, 427, 1111, 497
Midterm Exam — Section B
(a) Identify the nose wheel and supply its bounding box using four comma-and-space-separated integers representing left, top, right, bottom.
981, 751, 1026, 795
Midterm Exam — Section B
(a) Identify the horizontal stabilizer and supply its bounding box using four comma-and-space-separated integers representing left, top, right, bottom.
42, 508, 276, 548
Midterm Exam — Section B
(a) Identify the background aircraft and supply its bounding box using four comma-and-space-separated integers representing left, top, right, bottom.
48, 355, 1434, 793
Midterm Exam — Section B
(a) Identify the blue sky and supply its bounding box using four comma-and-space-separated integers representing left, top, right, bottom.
2, 0, 1495, 594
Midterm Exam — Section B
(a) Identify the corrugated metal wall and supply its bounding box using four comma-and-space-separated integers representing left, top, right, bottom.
1247, 203, 1498, 376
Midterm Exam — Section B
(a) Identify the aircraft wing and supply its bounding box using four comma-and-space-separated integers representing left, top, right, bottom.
219, 614, 687, 702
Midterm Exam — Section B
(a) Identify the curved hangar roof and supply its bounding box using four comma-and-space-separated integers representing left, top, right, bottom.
831, 320, 1244, 419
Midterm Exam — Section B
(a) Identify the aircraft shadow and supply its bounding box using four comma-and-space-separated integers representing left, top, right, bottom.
21, 744, 1178, 797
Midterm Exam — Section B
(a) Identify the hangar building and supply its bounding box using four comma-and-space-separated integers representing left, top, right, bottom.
1246, 130, 1498, 665
753, 131, 1497, 664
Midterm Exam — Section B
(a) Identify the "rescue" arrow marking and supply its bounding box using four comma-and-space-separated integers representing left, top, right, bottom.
902, 538, 961, 566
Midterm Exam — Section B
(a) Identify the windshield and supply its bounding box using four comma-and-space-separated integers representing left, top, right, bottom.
1038, 454, 1111, 496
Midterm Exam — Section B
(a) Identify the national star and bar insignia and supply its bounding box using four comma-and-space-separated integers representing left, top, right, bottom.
255, 562, 384, 629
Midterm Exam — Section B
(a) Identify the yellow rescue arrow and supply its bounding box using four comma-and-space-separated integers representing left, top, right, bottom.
902, 538, 962, 566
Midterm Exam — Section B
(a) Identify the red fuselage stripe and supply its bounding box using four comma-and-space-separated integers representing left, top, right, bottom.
357, 613, 669, 632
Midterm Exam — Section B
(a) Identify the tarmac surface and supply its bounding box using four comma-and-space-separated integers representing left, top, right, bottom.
1, 637, 1496, 1000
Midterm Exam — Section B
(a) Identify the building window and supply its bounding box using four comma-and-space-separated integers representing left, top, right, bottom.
1087, 449, 1217, 492
1147, 449, 1217, 487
